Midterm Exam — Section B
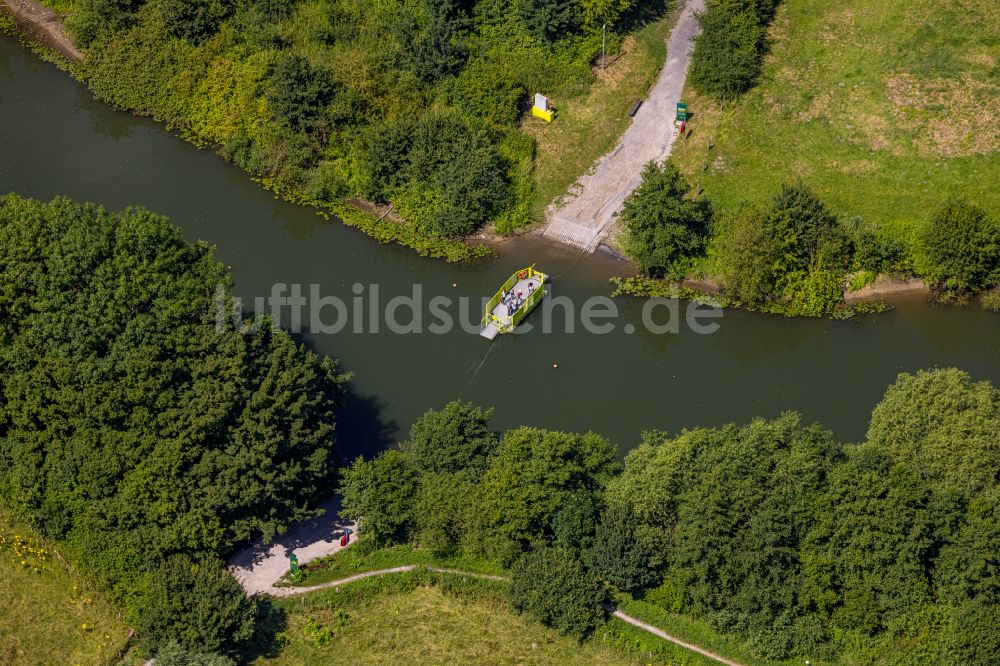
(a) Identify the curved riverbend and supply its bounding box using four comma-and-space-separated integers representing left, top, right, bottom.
2, 36, 998, 459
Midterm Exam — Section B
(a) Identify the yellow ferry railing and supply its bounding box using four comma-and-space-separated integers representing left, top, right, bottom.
482, 266, 546, 334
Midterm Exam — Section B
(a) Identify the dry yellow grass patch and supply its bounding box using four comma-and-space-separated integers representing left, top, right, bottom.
886, 72, 999, 156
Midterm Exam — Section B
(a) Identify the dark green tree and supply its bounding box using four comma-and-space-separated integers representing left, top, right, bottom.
395, 0, 470, 83
802, 447, 939, 637
405, 401, 498, 474
133, 555, 255, 654
472, 427, 618, 563
156, 640, 235, 666
587, 504, 659, 593
0, 194, 345, 604
551, 488, 599, 555
413, 470, 476, 555
605, 414, 843, 658
450, 60, 526, 126
916, 197, 1000, 293
712, 203, 777, 305
268, 54, 335, 133
865, 369, 1000, 493
510, 547, 607, 639
146, 0, 231, 42
689, 0, 766, 99
936, 486, 1000, 607
620, 160, 711, 277
66, 0, 141, 46
520, 0, 582, 44
362, 113, 511, 236
338, 450, 419, 546
763, 182, 847, 277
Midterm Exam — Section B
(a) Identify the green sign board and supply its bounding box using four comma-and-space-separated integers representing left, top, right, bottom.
676, 102, 688, 122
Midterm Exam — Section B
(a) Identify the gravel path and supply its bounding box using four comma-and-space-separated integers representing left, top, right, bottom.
228, 495, 356, 596
542, 0, 705, 252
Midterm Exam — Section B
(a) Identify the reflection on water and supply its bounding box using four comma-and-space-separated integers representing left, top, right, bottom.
1, 35, 998, 459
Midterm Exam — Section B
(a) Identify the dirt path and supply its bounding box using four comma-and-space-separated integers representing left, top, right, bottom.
542, 0, 704, 252
266, 565, 509, 598
268, 562, 742, 665
609, 607, 744, 666
1, 0, 82, 61
228, 495, 356, 596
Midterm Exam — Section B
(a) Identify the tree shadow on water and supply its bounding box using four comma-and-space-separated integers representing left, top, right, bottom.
336, 388, 399, 462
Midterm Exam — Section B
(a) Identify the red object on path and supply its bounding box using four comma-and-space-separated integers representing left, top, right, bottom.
340, 534, 348, 547
679, 120, 686, 134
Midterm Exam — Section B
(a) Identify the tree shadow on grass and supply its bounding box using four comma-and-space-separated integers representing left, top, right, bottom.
241, 597, 289, 661
618, 0, 673, 34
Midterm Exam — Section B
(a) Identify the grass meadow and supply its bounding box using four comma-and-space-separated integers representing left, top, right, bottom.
671, 0, 999, 228
0, 510, 133, 665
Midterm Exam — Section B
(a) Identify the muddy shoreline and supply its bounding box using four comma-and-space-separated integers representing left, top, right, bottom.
1, 0, 82, 61
844, 276, 931, 303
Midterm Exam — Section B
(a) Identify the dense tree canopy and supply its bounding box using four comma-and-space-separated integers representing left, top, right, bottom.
620, 160, 711, 277
345, 376, 997, 661
916, 197, 1000, 293
510, 546, 607, 639
339, 450, 419, 547
404, 401, 498, 475
689, 0, 780, 99
710, 183, 852, 315
711, 203, 777, 305
340, 406, 618, 565
866, 368, 1000, 492
0, 194, 345, 651
598, 369, 999, 662
134, 555, 256, 654
60, 0, 657, 240
587, 503, 658, 593
472, 427, 618, 563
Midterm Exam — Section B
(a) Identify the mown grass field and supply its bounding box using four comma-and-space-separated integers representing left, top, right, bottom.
258, 577, 649, 666
0, 510, 133, 665
525, 7, 675, 217
671, 0, 999, 227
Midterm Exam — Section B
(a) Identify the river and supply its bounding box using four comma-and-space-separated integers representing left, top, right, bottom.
2, 36, 998, 459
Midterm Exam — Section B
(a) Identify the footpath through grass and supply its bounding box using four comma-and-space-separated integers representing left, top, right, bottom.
269, 546, 770, 665
277, 544, 505, 588
671, 0, 999, 225
0, 509, 134, 665
613, 594, 844, 666
257, 569, 724, 666
526, 9, 675, 218
261, 583, 640, 665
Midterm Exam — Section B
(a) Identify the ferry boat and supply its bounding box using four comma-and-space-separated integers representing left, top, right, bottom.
480, 266, 548, 340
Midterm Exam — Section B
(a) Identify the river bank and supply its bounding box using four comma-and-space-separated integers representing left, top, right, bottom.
0, 0, 80, 60
2, 3, 930, 320
3, 33, 999, 455
2, 0, 688, 266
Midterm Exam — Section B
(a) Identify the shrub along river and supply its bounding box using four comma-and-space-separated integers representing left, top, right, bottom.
2, 35, 998, 459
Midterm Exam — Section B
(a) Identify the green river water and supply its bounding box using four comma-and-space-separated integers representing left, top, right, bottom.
2, 36, 998, 459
